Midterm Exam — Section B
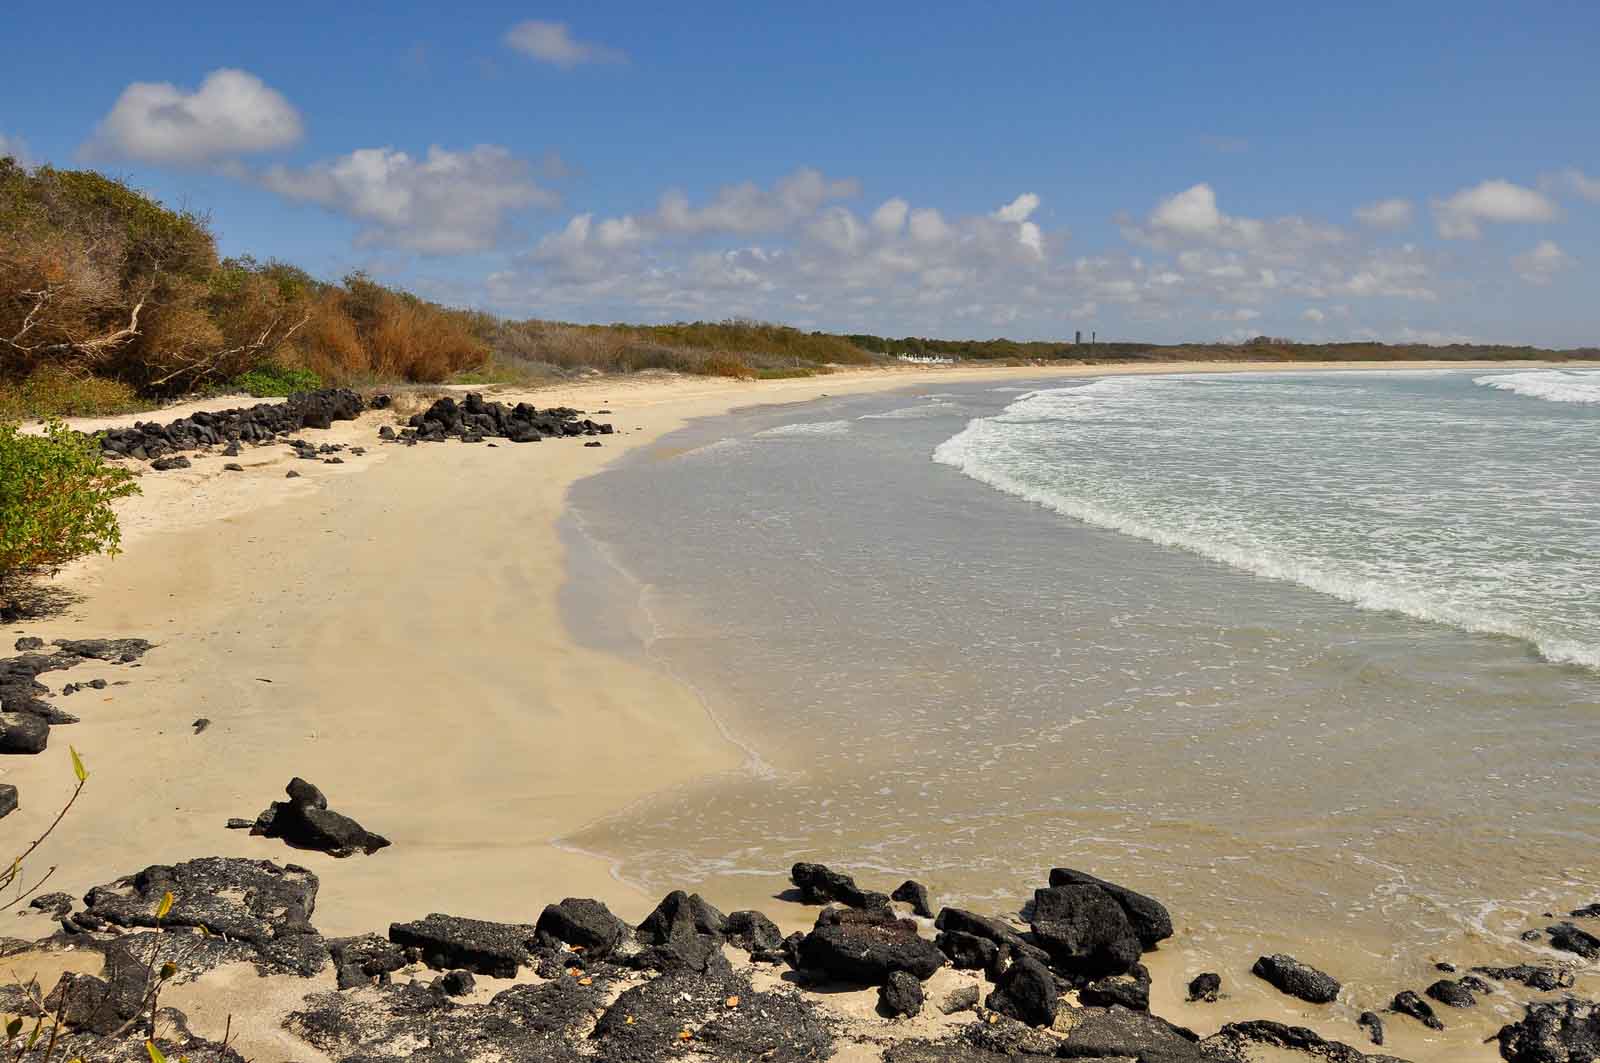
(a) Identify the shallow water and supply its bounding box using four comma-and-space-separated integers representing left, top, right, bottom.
564, 368, 1600, 1013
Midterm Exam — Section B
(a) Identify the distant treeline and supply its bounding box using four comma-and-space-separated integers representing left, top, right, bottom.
1, 157, 1592, 419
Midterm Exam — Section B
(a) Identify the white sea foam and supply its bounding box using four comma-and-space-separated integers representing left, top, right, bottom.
934, 374, 1600, 670
858, 401, 961, 420
755, 419, 853, 438
1475, 369, 1600, 405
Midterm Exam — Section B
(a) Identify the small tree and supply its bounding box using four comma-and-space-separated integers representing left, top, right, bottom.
0, 420, 139, 586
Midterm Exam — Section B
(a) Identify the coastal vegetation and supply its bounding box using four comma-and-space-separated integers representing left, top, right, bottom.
0, 419, 138, 587
2, 155, 1595, 421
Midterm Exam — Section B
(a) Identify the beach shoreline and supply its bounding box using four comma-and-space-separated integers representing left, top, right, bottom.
3, 359, 1595, 1061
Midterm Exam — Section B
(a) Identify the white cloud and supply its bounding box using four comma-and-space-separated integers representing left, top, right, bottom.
1128, 183, 1343, 258
1433, 179, 1558, 239
1303, 307, 1326, 322
1354, 198, 1413, 229
1150, 184, 1224, 236
1212, 307, 1262, 322
0, 132, 31, 166
85, 69, 302, 165
1511, 240, 1574, 285
993, 192, 1040, 223
260, 145, 556, 253
871, 198, 909, 233
504, 21, 626, 67
1544, 168, 1600, 203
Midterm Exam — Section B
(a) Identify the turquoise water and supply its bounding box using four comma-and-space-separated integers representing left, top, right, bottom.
936, 369, 1600, 670
564, 367, 1600, 1005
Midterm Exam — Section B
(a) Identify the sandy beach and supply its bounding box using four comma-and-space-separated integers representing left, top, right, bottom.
4, 359, 1595, 1061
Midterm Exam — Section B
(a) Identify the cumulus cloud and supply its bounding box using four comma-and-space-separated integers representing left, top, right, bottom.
1127, 183, 1344, 257
1354, 198, 1413, 229
1511, 240, 1574, 285
993, 193, 1040, 223
259, 145, 556, 253
504, 21, 626, 67
1303, 307, 1326, 322
1432, 179, 1558, 239
85, 69, 302, 165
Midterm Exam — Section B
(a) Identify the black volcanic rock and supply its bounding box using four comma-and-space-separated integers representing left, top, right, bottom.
1187, 971, 1222, 1002
936, 929, 999, 970
1474, 963, 1575, 991
725, 909, 783, 954
985, 955, 1059, 1027
1048, 866, 1173, 948
1081, 963, 1151, 1011
1058, 1005, 1204, 1062
1547, 921, 1600, 959
249, 778, 389, 857
879, 970, 925, 1018
534, 896, 631, 958
892, 879, 934, 917
388, 913, 534, 977
82, 857, 326, 975
1250, 953, 1341, 1004
1029, 883, 1142, 976
1358, 1010, 1386, 1045
1425, 978, 1477, 1008
796, 907, 944, 985
791, 861, 891, 910
1497, 997, 1600, 1063
1391, 989, 1444, 1030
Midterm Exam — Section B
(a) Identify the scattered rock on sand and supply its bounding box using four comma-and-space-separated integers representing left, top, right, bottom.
1187, 971, 1222, 1002
1058, 1005, 1204, 1061
1251, 953, 1342, 1004
150, 455, 191, 471
879, 970, 925, 1017
791, 861, 891, 910
1202, 1019, 1406, 1063
533, 896, 631, 958
1475, 963, 1575, 991
249, 777, 390, 857
1496, 997, 1600, 1063
82, 857, 327, 975
1426, 977, 1477, 1008
630, 889, 729, 974
892, 879, 935, 917
0, 783, 15, 818
1028, 883, 1142, 977
0, 712, 49, 753
1080, 963, 1151, 1011
940, 984, 980, 1015
1358, 1009, 1386, 1045
1391, 988, 1444, 1029
29, 890, 71, 916
388, 913, 535, 977
984, 954, 1059, 1027
796, 906, 945, 985
1547, 921, 1600, 959
12, 637, 42, 651
1048, 866, 1174, 948
725, 909, 783, 955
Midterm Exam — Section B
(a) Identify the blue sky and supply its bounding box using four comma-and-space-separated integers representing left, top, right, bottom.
3, 1, 1597, 344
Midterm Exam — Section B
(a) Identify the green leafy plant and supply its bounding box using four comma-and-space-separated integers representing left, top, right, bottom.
0, 420, 139, 581
231, 361, 321, 397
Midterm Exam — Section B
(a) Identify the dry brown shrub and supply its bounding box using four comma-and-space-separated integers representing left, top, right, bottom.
367, 295, 486, 382
287, 290, 365, 383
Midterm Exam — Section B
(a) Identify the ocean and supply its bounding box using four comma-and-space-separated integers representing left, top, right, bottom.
563, 366, 1600, 1019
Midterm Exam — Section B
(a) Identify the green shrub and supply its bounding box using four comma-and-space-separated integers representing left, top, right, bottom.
0, 420, 139, 577
232, 362, 322, 397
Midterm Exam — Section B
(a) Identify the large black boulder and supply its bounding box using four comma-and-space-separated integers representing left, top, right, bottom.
388, 913, 535, 977
879, 970, 926, 1018
1548, 921, 1600, 960
1048, 867, 1173, 948
1028, 884, 1142, 976
630, 890, 729, 974
985, 955, 1059, 1027
725, 909, 783, 954
791, 861, 891, 910
0, 712, 48, 753
82, 857, 327, 975
1497, 997, 1600, 1063
796, 907, 945, 985
250, 778, 389, 857
934, 907, 1052, 967
1057, 1005, 1204, 1061
533, 896, 630, 958
936, 929, 999, 970
1425, 978, 1477, 1008
1250, 953, 1341, 1004
892, 879, 935, 918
